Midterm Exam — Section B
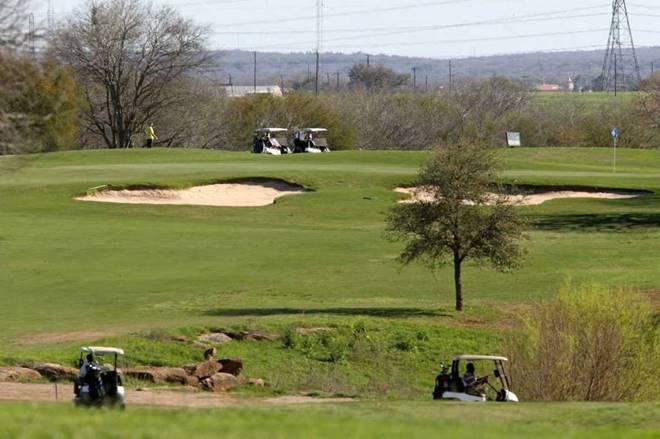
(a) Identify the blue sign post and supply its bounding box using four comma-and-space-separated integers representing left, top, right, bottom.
611, 128, 620, 173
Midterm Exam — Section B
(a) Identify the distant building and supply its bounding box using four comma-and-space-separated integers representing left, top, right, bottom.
222, 85, 283, 98
535, 83, 562, 92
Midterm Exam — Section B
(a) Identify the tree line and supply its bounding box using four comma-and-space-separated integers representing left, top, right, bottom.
2, 0, 660, 154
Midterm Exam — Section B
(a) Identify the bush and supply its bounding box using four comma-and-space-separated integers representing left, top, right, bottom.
504, 283, 660, 401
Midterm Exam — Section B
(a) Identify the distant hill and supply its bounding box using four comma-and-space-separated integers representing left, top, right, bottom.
207, 47, 660, 89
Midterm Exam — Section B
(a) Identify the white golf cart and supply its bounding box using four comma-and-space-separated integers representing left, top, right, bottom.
252, 128, 291, 155
293, 128, 330, 154
433, 355, 519, 402
74, 346, 126, 409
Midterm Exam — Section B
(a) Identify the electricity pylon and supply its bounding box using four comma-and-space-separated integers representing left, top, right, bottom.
600, 0, 641, 92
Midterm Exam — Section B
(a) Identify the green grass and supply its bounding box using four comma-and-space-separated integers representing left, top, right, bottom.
1, 147, 659, 434
0, 401, 658, 438
2, 147, 659, 390
1, 147, 658, 343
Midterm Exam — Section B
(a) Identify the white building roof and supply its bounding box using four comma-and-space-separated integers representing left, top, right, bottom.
222, 85, 283, 98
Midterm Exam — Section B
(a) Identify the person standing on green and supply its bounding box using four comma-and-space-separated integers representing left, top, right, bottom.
145, 123, 158, 148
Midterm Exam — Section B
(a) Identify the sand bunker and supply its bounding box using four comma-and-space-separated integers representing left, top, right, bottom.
77, 181, 305, 207
395, 187, 643, 206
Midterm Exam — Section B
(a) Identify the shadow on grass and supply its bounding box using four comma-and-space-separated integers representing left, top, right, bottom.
204, 307, 450, 319
534, 213, 660, 232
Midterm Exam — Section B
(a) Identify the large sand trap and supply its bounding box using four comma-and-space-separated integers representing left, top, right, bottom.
395, 187, 643, 206
77, 181, 305, 207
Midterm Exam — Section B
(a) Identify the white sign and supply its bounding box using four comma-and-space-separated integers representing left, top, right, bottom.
506, 132, 521, 147
611, 128, 620, 139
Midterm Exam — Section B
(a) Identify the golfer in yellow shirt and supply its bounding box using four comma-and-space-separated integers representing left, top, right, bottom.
145, 123, 158, 148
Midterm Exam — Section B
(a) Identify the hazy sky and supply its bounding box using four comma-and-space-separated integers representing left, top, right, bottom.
37, 0, 660, 58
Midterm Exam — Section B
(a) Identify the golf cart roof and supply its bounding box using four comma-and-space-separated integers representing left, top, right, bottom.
256, 128, 287, 133
81, 346, 125, 356
299, 128, 327, 133
453, 355, 508, 362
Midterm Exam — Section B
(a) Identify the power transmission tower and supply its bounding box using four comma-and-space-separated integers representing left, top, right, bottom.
47, 0, 55, 30
315, 0, 323, 96
601, 0, 641, 92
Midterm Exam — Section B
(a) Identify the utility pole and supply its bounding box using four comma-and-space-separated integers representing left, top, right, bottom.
315, 0, 323, 96
315, 52, 320, 96
327, 72, 331, 85
47, 0, 55, 31
601, 0, 641, 91
367, 54, 370, 66
412, 67, 417, 89
336, 71, 340, 90
449, 60, 453, 91
425, 75, 428, 92
253, 51, 257, 93
28, 13, 35, 56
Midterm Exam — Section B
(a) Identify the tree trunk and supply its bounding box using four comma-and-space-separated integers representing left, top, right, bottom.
453, 252, 463, 311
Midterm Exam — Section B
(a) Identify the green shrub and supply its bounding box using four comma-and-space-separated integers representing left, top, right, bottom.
505, 283, 660, 401
281, 326, 300, 350
392, 332, 418, 352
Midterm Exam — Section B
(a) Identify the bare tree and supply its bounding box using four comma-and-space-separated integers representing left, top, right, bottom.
449, 77, 528, 145
0, 0, 31, 49
0, 0, 33, 154
52, 0, 209, 149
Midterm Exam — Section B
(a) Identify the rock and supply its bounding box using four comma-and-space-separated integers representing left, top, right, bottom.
193, 360, 223, 379
125, 368, 158, 383
224, 331, 278, 342
217, 359, 243, 376
199, 378, 214, 391
197, 333, 233, 344
204, 347, 217, 360
157, 367, 190, 385
210, 372, 238, 391
125, 367, 196, 386
26, 363, 77, 382
0, 367, 42, 382
185, 375, 200, 387
296, 327, 332, 335
182, 363, 197, 375
245, 377, 265, 387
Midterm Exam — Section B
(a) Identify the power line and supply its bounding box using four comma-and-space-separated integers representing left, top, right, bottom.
241, 28, 610, 52
240, 8, 612, 50
209, 0, 477, 28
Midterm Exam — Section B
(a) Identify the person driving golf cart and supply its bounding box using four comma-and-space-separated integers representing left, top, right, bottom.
462, 362, 489, 396
252, 128, 290, 155
74, 347, 126, 409
433, 355, 519, 402
293, 128, 329, 153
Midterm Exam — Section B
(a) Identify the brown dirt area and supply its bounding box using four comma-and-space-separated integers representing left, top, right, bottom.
0, 383, 353, 408
76, 181, 305, 207
19, 331, 116, 346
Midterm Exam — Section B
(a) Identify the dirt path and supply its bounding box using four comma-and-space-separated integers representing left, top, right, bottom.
0, 383, 353, 409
